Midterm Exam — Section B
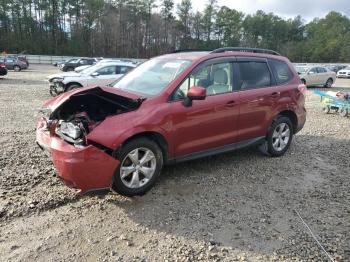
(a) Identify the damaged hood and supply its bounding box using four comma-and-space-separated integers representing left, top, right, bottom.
43, 86, 143, 114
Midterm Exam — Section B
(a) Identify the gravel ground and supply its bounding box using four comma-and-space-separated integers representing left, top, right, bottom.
0, 65, 349, 262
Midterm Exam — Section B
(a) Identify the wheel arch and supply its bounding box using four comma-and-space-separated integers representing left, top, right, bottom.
114, 131, 169, 163
64, 82, 83, 91
276, 110, 298, 134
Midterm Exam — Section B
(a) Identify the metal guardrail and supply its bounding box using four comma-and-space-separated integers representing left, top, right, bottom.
7, 54, 146, 64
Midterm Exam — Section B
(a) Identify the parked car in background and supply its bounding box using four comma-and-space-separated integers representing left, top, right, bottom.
53, 58, 74, 67
0, 57, 28, 71
336, 66, 350, 78
74, 59, 139, 73
0, 60, 8, 76
296, 66, 335, 87
48, 61, 136, 96
37, 47, 306, 196
7, 55, 29, 68
327, 64, 346, 73
60, 58, 98, 72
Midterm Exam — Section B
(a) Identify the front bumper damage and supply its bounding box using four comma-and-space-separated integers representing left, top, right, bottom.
36, 118, 120, 193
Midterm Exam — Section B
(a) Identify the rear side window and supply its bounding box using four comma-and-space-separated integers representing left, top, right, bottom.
237, 62, 271, 90
317, 67, 326, 73
269, 59, 293, 85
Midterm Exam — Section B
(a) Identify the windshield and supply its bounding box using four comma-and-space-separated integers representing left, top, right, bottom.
296, 66, 309, 74
344, 66, 350, 70
112, 58, 192, 96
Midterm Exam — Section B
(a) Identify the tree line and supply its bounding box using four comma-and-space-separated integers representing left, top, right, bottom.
1, 0, 350, 62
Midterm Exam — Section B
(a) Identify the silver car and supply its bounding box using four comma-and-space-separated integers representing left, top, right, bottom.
47, 61, 136, 96
296, 66, 336, 88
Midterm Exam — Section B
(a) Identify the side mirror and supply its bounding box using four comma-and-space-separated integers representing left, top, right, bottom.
183, 86, 206, 107
91, 72, 99, 77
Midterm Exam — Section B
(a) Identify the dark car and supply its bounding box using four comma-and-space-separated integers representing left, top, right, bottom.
0, 60, 7, 76
60, 58, 97, 72
1, 57, 28, 71
327, 65, 346, 73
53, 58, 75, 67
36, 47, 307, 196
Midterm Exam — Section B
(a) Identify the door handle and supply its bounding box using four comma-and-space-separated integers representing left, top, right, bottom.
226, 101, 236, 107
270, 92, 280, 98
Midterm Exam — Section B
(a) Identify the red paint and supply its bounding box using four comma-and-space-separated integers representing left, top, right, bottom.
37, 51, 306, 193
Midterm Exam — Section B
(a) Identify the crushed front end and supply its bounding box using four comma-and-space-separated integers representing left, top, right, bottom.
36, 87, 141, 193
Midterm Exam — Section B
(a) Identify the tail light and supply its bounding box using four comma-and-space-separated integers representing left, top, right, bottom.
298, 84, 307, 96
0, 64, 5, 68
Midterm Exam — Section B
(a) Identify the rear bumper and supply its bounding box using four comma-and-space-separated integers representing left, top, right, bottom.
36, 120, 120, 193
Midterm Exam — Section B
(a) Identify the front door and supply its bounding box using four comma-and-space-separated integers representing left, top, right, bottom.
169, 59, 240, 157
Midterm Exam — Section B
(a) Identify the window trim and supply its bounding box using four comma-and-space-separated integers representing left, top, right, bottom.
168, 57, 237, 102
235, 59, 275, 91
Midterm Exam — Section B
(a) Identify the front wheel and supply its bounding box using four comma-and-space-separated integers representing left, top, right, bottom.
259, 116, 293, 157
112, 138, 163, 196
66, 84, 81, 92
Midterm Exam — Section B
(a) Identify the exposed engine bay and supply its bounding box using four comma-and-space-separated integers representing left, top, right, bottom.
49, 88, 142, 146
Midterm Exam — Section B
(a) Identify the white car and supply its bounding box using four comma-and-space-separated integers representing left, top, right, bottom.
48, 62, 136, 96
336, 66, 350, 78
74, 59, 137, 73
296, 66, 336, 88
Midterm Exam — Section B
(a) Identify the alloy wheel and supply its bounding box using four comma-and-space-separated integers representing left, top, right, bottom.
120, 147, 156, 189
272, 123, 291, 152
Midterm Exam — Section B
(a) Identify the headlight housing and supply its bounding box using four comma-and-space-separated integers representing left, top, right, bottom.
59, 121, 82, 140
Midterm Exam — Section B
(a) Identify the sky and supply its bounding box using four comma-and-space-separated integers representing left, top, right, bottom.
171, 0, 350, 22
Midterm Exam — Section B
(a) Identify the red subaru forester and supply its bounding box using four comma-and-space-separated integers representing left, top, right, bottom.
36, 48, 306, 196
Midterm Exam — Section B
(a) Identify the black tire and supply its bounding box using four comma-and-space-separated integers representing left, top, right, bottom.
261, 116, 293, 157
112, 138, 163, 196
13, 65, 21, 72
65, 84, 81, 92
339, 108, 348, 117
322, 106, 330, 114
301, 79, 306, 86
324, 78, 333, 88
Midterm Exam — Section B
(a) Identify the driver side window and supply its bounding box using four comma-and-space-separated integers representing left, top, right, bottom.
173, 62, 232, 100
97, 66, 117, 75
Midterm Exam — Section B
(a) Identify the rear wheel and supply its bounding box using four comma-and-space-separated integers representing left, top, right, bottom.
324, 78, 333, 88
259, 116, 293, 157
112, 138, 163, 196
13, 65, 21, 72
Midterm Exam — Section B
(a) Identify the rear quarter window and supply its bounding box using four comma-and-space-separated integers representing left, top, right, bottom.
269, 59, 293, 85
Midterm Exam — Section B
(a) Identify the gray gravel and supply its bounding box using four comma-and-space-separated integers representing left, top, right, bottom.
0, 65, 349, 261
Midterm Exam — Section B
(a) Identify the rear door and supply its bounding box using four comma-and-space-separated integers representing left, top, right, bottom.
235, 57, 278, 141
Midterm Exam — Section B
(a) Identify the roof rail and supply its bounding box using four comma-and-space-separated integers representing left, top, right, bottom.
172, 49, 212, 53
210, 47, 281, 56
